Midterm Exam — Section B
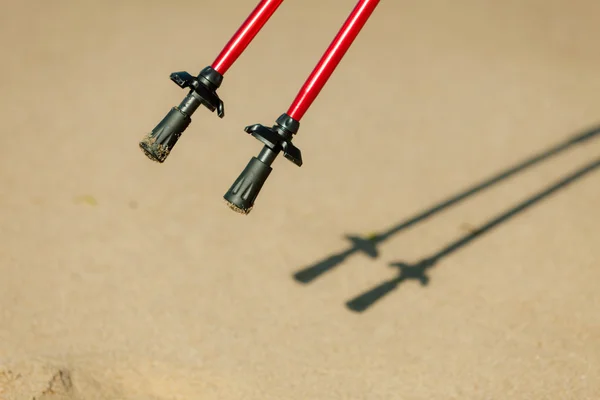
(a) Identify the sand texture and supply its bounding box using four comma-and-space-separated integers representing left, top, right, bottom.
1, 0, 600, 398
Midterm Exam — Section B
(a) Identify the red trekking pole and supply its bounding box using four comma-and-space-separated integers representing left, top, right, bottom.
139, 0, 284, 163
224, 0, 381, 214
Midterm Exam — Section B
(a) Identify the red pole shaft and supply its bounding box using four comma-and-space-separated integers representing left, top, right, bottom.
211, 0, 284, 75
286, 0, 380, 121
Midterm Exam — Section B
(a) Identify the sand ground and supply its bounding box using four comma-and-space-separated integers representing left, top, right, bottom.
1, 0, 600, 399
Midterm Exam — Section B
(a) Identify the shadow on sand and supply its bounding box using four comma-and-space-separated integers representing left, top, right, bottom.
291, 125, 600, 312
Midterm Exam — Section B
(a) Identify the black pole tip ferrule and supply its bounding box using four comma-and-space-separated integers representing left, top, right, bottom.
223, 157, 272, 215
139, 107, 190, 163
139, 66, 226, 163
224, 113, 303, 214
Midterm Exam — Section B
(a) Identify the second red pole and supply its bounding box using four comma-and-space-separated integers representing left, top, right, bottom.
287, 0, 381, 121
223, 0, 381, 214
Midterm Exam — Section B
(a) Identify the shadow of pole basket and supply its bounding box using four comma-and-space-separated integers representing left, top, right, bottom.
345, 155, 600, 312
289, 124, 600, 312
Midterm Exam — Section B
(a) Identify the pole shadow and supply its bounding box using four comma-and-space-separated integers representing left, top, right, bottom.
345, 156, 600, 312
292, 125, 600, 284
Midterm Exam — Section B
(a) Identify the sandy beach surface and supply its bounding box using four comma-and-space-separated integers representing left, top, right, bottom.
1, 0, 600, 398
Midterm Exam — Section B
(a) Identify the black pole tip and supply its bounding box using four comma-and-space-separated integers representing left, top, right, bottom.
139, 107, 190, 163
223, 157, 272, 215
